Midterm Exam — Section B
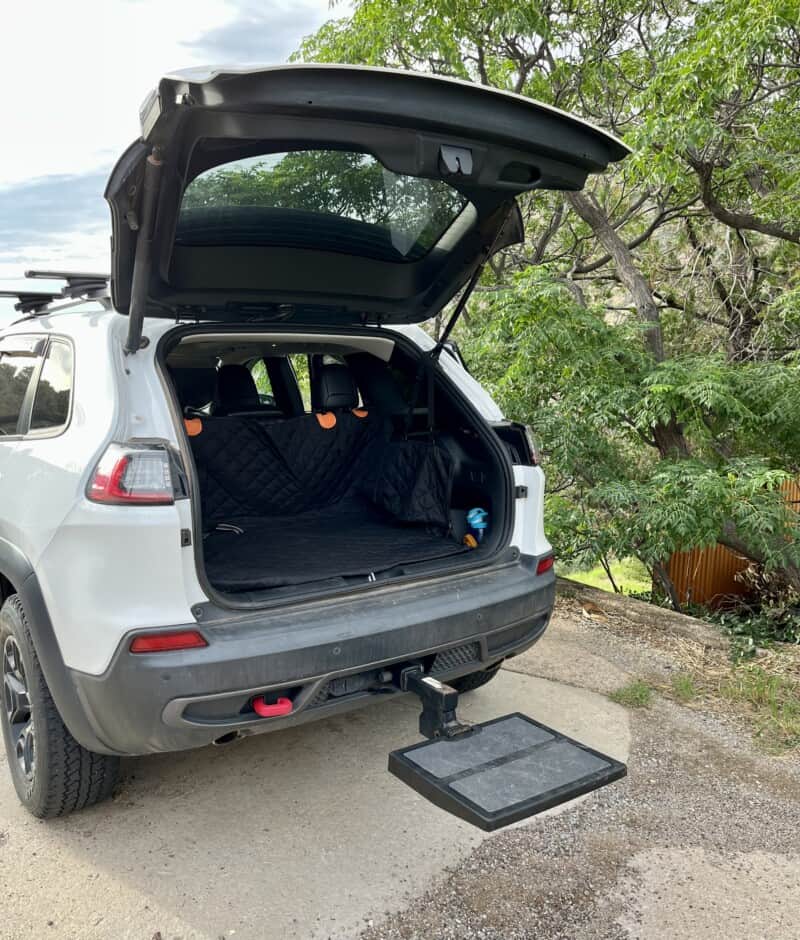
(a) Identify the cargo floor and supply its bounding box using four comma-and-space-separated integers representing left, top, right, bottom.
202, 500, 469, 592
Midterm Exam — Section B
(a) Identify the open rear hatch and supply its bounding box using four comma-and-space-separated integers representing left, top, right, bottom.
104, 64, 628, 350
112, 65, 628, 826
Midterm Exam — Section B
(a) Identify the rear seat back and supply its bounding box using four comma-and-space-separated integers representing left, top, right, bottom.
169, 367, 216, 416
187, 363, 458, 530
187, 409, 385, 525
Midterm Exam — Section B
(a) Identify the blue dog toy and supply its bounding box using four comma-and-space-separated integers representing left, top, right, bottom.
466, 507, 489, 543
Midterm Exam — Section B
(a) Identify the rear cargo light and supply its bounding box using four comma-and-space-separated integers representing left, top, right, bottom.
536, 555, 554, 575
129, 630, 207, 653
88, 442, 184, 505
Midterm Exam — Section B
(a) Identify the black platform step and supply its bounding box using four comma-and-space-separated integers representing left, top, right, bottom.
389, 713, 626, 831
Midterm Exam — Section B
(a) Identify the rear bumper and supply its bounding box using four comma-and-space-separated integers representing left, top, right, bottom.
63, 556, 554, 755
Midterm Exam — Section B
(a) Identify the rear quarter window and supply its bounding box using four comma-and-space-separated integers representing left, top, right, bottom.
0, 335, 44, 436
30, 340, 73, 433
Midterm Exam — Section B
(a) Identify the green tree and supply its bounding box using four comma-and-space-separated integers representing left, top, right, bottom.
294, 0, 800, 605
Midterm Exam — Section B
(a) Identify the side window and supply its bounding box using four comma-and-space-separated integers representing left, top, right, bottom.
0, 336, 43, 436
248, 359, 275, 406
288, 354, 312, 411
30, 340, 73, 433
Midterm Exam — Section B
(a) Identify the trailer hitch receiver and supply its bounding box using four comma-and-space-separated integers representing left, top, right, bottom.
400, 666, 472, 740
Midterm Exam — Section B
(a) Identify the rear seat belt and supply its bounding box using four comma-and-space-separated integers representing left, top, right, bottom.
404, 354, 436, 438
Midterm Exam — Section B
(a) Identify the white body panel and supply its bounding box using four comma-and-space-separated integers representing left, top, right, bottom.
0, 309, 550, 675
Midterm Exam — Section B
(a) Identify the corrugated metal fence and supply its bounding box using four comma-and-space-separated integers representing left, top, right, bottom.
667, 479, 800, 607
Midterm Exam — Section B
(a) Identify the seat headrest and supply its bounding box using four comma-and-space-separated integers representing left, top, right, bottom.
215, 364, 260, 414
311, 363, 358, 412
170, 367, 216, 410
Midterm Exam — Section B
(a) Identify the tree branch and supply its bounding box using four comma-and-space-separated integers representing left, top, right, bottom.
689, 157, 800, 244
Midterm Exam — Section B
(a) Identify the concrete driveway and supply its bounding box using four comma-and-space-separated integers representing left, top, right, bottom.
4, 594, 799, 940
0, 665, 629, 940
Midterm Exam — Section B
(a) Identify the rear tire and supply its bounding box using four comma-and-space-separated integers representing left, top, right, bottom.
0, 595, 120, 818
449, 664, 502, 693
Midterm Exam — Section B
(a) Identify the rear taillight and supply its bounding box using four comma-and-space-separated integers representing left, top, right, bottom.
130, 630, 207, 653
536, 555, 554, 575
87, 443, 181, 505
524, 426, 540, 466
492, 422, 539, 466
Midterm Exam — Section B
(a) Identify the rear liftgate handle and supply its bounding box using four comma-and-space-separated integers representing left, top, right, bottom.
400, 666, 473, 740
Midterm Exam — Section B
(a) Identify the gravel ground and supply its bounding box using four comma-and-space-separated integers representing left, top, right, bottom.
360, 603, 800, 940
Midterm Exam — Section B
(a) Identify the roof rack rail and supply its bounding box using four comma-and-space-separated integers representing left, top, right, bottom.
1, 270, 111, 317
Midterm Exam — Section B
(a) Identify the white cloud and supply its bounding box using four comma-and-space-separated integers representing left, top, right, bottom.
0, 0, 333, 322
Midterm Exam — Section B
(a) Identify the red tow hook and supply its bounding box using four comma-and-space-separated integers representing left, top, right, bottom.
252, 696, 293, 718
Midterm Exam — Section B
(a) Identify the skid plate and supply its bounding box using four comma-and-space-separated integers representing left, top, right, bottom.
389, 713, 626, 831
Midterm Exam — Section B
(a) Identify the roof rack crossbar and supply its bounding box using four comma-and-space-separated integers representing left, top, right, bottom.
1, 270, 112, 317
0, 290, 63, 314
25, 270, 110, 299
25, 269, 110, 283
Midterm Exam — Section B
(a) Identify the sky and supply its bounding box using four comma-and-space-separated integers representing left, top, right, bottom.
0, 0, 336, 322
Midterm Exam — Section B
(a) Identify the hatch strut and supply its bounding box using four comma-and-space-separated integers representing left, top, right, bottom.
125, 148, 164, 354
430, 203, 514, 362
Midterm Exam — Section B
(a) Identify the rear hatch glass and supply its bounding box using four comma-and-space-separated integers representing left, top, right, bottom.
177, 149, 468, 264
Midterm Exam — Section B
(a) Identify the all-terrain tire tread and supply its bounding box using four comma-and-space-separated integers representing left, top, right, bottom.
449, 665, 502, 693
2, 595, 120, 818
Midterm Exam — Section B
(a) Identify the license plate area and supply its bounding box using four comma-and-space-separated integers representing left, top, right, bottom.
389, 713, 626, 831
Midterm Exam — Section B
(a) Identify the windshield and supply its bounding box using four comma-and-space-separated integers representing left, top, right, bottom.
177, 149, 468, 263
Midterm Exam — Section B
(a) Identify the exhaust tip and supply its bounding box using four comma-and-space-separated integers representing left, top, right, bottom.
212, 731, 241, 746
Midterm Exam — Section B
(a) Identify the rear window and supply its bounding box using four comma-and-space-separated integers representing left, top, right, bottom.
177, 149, 468, 263
30, 340, 73, 432
248, 359, 275, 407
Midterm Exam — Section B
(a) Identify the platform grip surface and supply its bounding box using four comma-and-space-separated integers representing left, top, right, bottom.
388, 713, 626, 831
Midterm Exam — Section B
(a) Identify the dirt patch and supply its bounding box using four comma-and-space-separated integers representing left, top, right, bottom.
550, 586, 800, 752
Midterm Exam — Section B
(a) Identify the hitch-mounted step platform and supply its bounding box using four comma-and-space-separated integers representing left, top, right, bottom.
389, 669, 626, 831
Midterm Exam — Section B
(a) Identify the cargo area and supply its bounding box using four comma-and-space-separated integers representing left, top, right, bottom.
164, 330, 511, 596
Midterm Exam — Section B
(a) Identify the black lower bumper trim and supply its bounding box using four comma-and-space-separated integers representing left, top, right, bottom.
66, 559, 555, 755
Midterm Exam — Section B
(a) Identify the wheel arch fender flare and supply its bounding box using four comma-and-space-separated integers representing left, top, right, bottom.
0, 536, 117, 755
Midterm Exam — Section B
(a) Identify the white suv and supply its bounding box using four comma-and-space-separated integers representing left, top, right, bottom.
0, 65, 626, 819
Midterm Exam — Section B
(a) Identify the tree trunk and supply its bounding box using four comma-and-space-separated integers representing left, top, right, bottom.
568, 191, 691, 458
653, 559, 683, 612
718, 523, 800, 594
568, 191, 665, 362
652, 417, 692, 459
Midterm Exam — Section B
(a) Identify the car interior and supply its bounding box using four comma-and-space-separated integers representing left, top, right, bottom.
165, 334, 509, 598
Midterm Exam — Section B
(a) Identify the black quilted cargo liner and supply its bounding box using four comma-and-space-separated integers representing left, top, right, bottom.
190, 410, 468, 591
158, 323, 516, 612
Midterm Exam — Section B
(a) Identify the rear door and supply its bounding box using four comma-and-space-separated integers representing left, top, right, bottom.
105, 65, 628, 328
